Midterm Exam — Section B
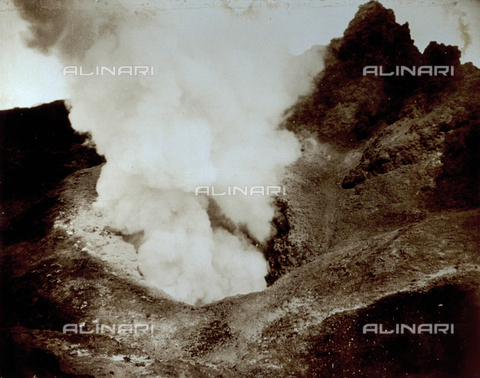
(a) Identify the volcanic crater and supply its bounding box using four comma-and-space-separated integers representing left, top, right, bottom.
1, 2, 480, 377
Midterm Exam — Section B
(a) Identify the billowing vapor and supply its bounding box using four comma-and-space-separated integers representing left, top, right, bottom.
14, 0, 319, 304
458, 12, 472, 54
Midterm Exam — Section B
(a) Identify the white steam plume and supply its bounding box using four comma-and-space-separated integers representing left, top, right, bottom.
15, 0, 320, 304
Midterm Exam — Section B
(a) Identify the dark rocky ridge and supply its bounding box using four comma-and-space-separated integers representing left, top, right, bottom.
0, 100, 105, 248
283, 1, 462, 147
1, 1, 480, 377
0, 100, 104, 201
0, 100, 105, 245
266, 0, 480, 284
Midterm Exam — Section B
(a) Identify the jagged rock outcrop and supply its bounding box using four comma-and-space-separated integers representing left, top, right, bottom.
284, 1, 462, 147
267, 0, 480, 283
0, 100, 104, 202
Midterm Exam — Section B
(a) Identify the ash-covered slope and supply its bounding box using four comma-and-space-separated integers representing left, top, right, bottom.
1, 1, 480, 378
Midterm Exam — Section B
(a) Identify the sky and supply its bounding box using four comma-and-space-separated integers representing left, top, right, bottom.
0, 0, 479, 110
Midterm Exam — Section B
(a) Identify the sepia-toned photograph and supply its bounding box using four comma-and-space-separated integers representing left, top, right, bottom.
1, 0, 479, 376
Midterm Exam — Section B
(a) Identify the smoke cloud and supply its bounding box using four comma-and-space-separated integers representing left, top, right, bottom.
14, 0, 319, 304
458, 12, 472, 54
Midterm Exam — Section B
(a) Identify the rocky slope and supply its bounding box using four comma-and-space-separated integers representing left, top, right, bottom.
0, 100, 104, 244
1, 1, 480, 377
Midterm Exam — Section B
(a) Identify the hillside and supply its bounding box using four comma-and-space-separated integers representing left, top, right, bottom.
0, 100, 105, 246
266, 0, 480, 284
1, 1, 479, 377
